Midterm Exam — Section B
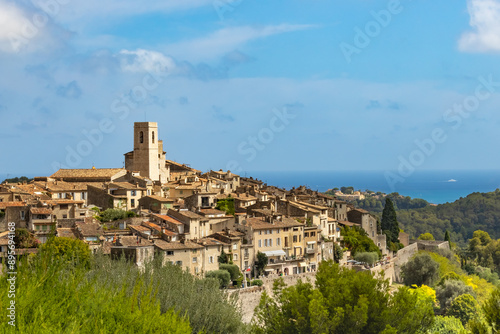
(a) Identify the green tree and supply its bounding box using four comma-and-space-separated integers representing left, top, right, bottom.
401, 253, 440, 287
218, 249, 229, 264
219, 263, 240, 281
255, 251, 268, 276
436, 280, 475, 313
341, 226, 381, 257
332, 243, 344, 263
206, 270, 231, 288
447, 294, 478, 326
252, 261, 435, 334
40, 237, 91, 268
354, 252, 379, 266
444, 230, 451, 245
483, 288, 500, 333
427, 316, 467, 334
418, 233, 435, 240
381, 198, 400, 245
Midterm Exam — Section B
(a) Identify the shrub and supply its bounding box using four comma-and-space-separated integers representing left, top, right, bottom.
251, 279, 263, 286
354, 252, 379, 266
446, 294, 478, 325
436, 280, 475, 313
401, 253, 440, 287
220, 263, 240, 281
206, 270, 231, 288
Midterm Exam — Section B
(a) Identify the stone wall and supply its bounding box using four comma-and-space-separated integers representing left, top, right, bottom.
232, 272, 317, 323
393, 242, 419, 282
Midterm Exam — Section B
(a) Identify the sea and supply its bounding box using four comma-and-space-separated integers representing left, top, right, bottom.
2, 169, 500, 205
247, 170, 500, 205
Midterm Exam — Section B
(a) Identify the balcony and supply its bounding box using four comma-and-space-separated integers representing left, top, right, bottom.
244, 253, 249, 259
306, 248, 316, 254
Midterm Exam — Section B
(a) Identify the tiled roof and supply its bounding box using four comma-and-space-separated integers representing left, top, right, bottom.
43, 200, 85, 205
117, 235, 153, 247
198, 237, 229, 246
199, 208, 225, 215
30, 207, 52, 215
154, 214, 184, 225
109, 182, 146, 190
0, 201, 26, 209
56, 228, 77, 239
154, 239, 203, 250
34, 181, 102, 192
176, 210, 204, 219
130, 225, 151, 233
245, 217, 304, 230
75, 223, 102, 237
142, 195, 174, 202
142, 221, 162, 232
51, 168, 124, 179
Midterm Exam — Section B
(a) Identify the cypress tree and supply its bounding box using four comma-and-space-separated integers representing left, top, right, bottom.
381, 198, 400, 244
444, 230, 451, 243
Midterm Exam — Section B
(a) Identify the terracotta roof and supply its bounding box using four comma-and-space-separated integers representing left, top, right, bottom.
338, 221, 360, 227
117, 235, 153, 247
30, 207, 52, 215
43, 200, 85, 205
75, 223, 102, 237
176, 210, 204, 219
34, 181, 102, 192
56, 228, 77, 239
130, 225, 151, 233
245, 217, 304, 230
142, 222, 162, 232
154, 214, 184, 225
154, 239, 203, 251
199, 208, 225, 215
109, 182, 146, 190
0, 201, 26, 209
51, 168, 124, 179
142, 195, 174, 202
198, 237, 229, 246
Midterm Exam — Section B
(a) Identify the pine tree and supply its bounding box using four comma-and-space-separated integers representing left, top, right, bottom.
381, 198, 400, 244
444, 230, 451, 246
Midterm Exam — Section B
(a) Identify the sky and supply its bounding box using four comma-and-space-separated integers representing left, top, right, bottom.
1, 0, 500, 178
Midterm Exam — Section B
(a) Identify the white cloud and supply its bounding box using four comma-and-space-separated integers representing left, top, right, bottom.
459, 0, 500, 52
0, 1, 32, 52
119, 49, 177, 74
165, 24, 316, 62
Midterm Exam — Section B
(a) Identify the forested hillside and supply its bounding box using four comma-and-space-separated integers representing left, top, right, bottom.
352, 190, 500, 245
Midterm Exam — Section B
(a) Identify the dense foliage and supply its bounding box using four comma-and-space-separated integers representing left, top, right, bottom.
341, 226, 381, 257
251, 261, 435, 334
1, 176, 33, 184
0, 248, 247, 333
13, 228, 39, 248
206, 270, 231, 288
215, 197, 235, 215
401, 253, 440, 287
93, 208, 137, 222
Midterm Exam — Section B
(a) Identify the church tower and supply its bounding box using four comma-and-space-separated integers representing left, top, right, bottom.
133, 122, 160, 181
124, 122, 169, 183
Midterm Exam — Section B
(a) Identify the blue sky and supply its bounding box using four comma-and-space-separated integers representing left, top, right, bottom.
1, 0, 500, 178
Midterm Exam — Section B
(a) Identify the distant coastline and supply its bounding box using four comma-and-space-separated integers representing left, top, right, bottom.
248, 170, 500, 205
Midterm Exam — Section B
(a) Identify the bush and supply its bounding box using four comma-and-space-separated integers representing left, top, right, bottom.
251, 279, 263, 286
446, 294, 478, 325
206, 270, 231, 288
401, 253, 440, 287
100, 209, 135, 222
220, 263, 240, 281
436, 280, 475, 313
40, 237, 91, 268
354, 252, 379, 266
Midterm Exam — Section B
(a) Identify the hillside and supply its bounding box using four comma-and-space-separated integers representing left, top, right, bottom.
350, 190, 500, 245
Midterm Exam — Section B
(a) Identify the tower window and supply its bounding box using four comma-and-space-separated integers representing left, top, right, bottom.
152, 131, 155, 143
140, 131, 144, 143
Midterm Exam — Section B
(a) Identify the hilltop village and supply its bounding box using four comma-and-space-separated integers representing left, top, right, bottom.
0, 122, 444, 281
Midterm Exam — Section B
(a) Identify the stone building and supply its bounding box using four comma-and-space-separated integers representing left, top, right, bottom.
124, 122, 170, 183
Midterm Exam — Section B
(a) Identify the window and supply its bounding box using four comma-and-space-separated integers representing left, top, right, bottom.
152, 131, 155, 143
131, 190, 136, 196
58, 193, 62, 199
131, 199, 135, 207
180, 190, 183, 195
264, 239, 268, 247
233, 243, 237, 250
305, 232, 309, 237
62, 214, 67, 219
71, 192, 75, 199
20, 211, 25, 220
269, 239, 272, 247
269, 229, 272, 235
277, 238, 280, 246
245, 261, 249, 268
176, 261, 182, 266
258, 240, 262, 247
299, 235, 301, 242
293, 235, 297, 243
81, 192, 86, 200
140, 131, 144, 143
372, 231, 375, 237
259, 231, 262, 235
167, 251, 174, 256
42, 225, 47, 231
192, 257, 197, 263
233, 254, 237, 260
209, 256, 214, 263
311, 232, 316, 237
195, 267, 199, 274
